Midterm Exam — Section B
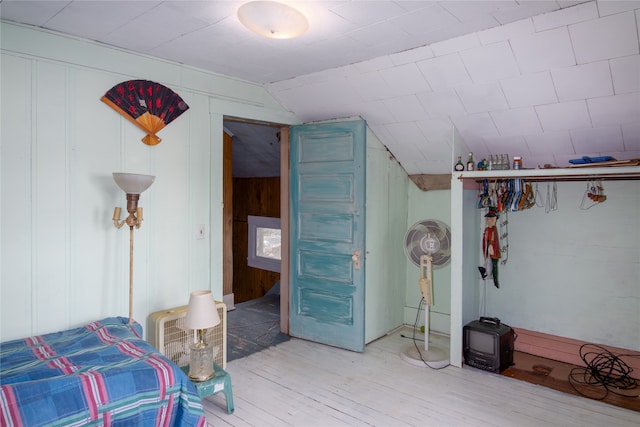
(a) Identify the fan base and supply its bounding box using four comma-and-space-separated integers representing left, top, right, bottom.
400, 344, 449, 369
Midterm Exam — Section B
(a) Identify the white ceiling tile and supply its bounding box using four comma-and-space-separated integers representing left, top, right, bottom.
622, 122, 640, 150
430, 33, 481, 56
569, 11, 639, 64
416, 144, 453, 162
597, 0, 640, 16
352, 55, 396, 73
610, 149, 640, 160
294, 3, 360, 38
331, 1, 406, 26
414, 137, 452, 160
346, 20, 411, 48
351, 101, 393, 126
570, 126, 624, 153
0, 1, 72, 26
533, 1, 598, 31
500, 71, 558, 107
520, 153, 558, 168
536, 100, 592, 131
551, 60, 614, 101
481, 135, 529, 156
451, 113, 500, 139
477, 17, 535, 45
484, 135, 529, 163
491, 107, 543, 136
461, 138, 491, 161
511, 27, 576, 73
326, 64, 362, 80
416, 54, 472, 90
380, 63, 431, 96
416, 117, 455, 146
524, 131, 574, 155
492, 1, 561, 25
557, 1, 590, 7
416, 90, 467, 118
368, 124, 393, 144
383, 95, 428, 122
610, 54, 640, 94
456, 82, 509, 113
447, 13, 504, 38
104, 3, 215, 51
389, 45, 435, 66
46, 1, 162, 40
401, 158, 437, 175
383, 122, 428, 154
276, 79, 355, 114
439, 1, 502, 21
460, 41, 520, 83
348, 71, 395, 102
392, 3, 462, 38
588, 93, 640, 126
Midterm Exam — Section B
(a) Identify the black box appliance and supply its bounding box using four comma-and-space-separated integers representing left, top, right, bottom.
463, 317, 515, 373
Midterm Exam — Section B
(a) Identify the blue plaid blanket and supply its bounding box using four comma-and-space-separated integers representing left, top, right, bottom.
0, 317, 206, 426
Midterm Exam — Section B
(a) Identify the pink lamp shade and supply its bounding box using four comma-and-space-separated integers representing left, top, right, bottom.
184, 290, 220, 330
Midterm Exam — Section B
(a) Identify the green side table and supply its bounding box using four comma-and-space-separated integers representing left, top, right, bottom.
181, 363, 234, 414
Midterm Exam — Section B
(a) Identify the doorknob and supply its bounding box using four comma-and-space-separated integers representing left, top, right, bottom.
352, 250, 361, 270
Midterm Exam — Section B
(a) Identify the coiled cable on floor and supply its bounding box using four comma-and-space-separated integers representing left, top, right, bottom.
568, 343, 639, 400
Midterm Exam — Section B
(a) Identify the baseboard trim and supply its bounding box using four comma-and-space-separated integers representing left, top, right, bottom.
223, 293, 235, 311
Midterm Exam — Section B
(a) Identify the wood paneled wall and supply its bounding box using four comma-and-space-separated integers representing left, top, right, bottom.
232, 177, 281, 303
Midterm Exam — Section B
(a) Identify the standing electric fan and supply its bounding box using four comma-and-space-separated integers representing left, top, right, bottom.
401, 219, 451, 368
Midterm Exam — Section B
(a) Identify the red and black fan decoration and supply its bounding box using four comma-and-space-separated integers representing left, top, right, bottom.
101, 80, 189, 146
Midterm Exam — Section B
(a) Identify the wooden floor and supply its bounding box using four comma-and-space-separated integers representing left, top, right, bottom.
203, 327, 640, 426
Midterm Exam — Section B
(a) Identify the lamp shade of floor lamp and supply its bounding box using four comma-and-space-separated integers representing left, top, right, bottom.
112, 173, 155, 323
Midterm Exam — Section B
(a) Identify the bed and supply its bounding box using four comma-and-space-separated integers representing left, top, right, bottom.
0, 317, 207, 426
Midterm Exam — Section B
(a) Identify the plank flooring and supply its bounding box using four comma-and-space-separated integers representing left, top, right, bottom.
202, 327, 640, 426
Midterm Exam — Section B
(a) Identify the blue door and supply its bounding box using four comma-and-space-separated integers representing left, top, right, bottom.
290, 120, 366, 352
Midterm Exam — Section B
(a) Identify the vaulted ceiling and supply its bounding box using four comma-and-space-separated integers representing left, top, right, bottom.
2, 1, 639, 176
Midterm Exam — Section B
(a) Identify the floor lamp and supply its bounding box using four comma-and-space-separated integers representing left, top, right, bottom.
112, 172, 155, 324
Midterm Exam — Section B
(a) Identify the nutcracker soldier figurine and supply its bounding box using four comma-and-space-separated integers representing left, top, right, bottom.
478, 206, 501, 288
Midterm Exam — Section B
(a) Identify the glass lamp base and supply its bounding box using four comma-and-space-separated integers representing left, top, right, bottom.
188, 341, 215, 381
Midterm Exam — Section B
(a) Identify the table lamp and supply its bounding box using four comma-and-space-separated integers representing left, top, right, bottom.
184, 290, 221, 381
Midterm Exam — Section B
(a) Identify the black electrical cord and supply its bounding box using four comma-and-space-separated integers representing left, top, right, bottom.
568, 343, 639, 400
407, 297, 449, 370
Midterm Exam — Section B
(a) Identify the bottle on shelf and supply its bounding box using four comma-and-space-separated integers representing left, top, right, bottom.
513, 156, 522, 170
466, 152, 475, 171
454, 156, 464, 171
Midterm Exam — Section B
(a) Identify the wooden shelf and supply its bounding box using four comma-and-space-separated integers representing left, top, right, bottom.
455, 165, 640, 182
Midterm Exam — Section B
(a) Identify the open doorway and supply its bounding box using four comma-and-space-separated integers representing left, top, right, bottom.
222, 118, 290, 361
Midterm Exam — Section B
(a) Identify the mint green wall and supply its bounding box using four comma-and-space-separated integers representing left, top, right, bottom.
483, 180, 640, 350
405, 185, 452, 335
0, 22, 297, 341
364, 129, 409, 342
0, 23, 416, 345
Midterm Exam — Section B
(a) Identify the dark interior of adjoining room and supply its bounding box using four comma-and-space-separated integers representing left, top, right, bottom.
224, 120, 289, 361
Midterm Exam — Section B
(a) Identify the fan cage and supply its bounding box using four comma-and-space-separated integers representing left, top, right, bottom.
404, 219, 451, 269
147, 302, 227, 369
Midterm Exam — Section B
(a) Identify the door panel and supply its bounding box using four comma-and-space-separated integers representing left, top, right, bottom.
290, 120, 365, 352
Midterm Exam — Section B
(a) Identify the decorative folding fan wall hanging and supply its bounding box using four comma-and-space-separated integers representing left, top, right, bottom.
101, 80, 189, 146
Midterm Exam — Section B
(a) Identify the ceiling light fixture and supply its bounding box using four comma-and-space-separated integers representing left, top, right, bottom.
238, 1, 309, 39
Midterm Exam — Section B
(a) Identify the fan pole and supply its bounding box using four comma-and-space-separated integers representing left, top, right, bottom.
400, 253, 449, 368
420, 254, 433, 351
